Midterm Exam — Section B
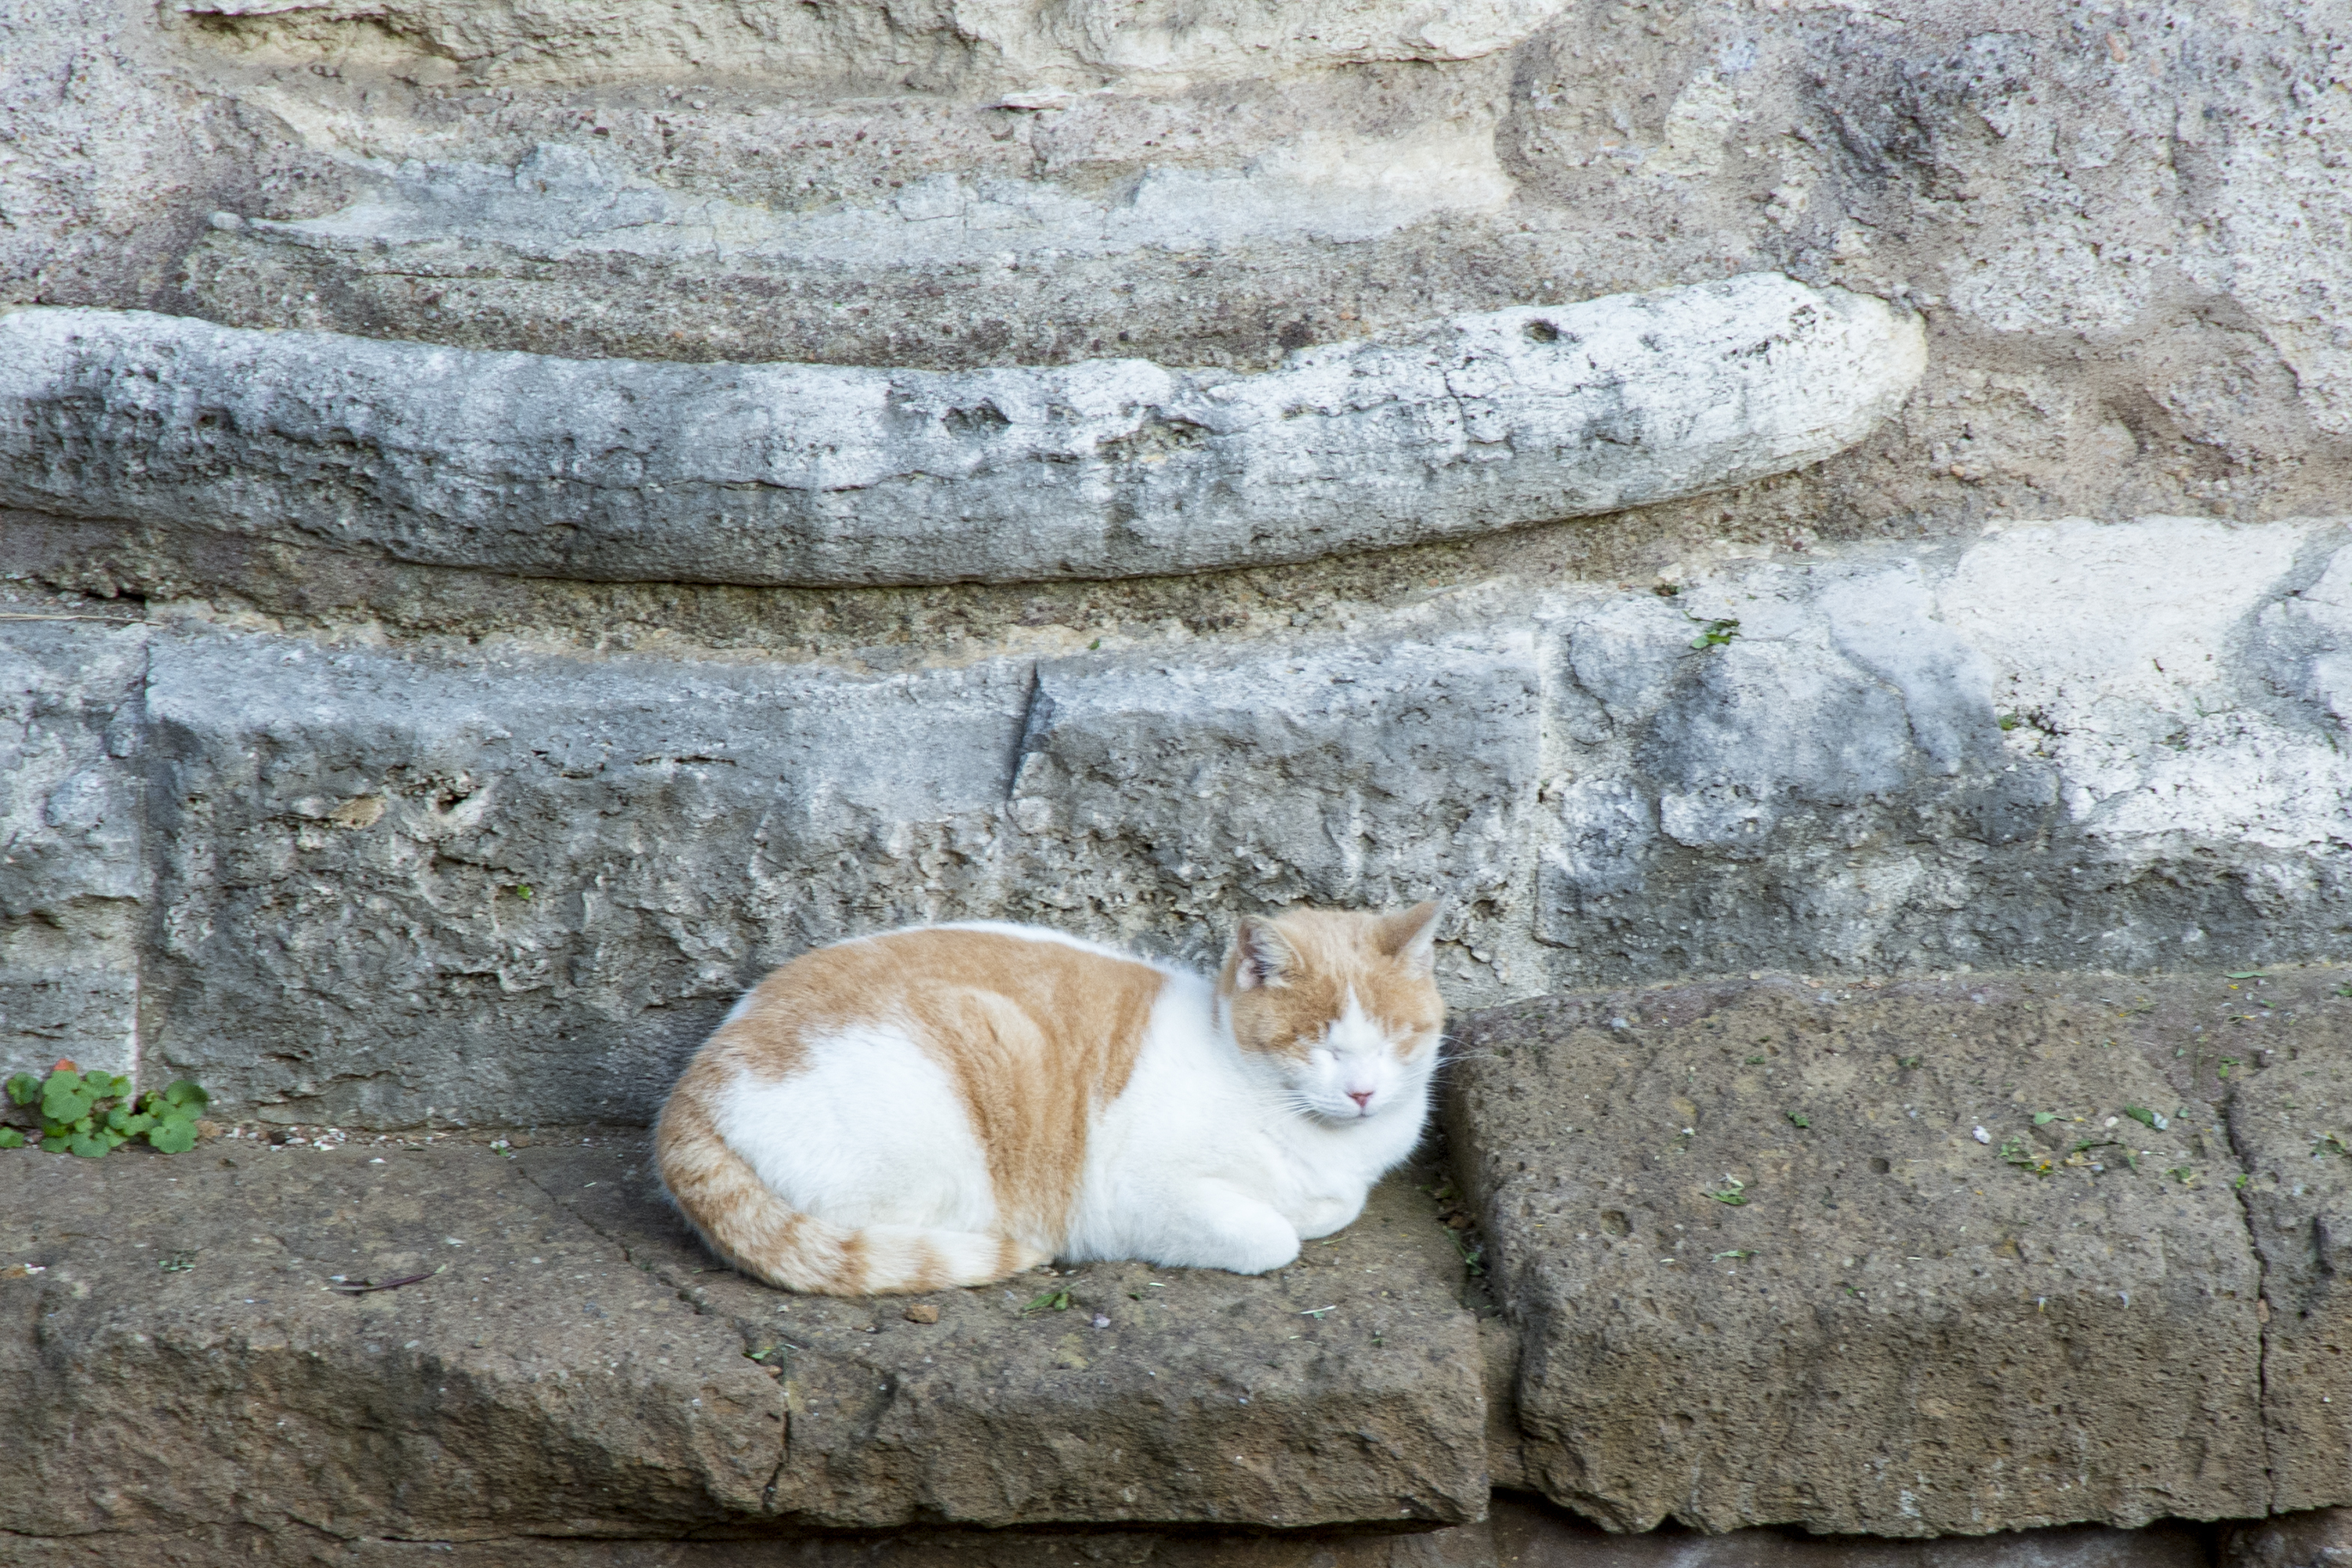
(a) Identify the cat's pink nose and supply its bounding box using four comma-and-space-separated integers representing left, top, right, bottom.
1348, 1090, 1374, 1109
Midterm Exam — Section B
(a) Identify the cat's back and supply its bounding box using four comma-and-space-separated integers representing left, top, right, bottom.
695, 921, 1181, 1091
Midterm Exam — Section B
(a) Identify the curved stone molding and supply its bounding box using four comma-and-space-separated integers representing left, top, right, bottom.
0, 274, 1923, 588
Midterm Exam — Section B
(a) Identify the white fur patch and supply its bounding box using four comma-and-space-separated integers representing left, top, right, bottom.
715, 1022, 997, 1233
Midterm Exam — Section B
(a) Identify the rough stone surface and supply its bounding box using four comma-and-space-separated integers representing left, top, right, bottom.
138, 624, 1033, 1127
0, 1134, 1487, 1538
6, 512, 2350, 1124
14, 0, 2352, 538
1442, 970, 2340, 1534
2225, 1509, 2352, 1568
2230, 1028, 2352, 1512
1537, 514, 2352, 982
0, 1495, 2224, 1568
0, 278, 1919, 587
0, 615, 148, 1077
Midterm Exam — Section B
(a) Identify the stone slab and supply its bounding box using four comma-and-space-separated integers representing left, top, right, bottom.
0, 1133, 1488, 1537
1537, 517, 2352, 985
0, 276, 1920, 587
0, 1494, 2227, 1568
0, 614, 147, 1077
137, 626, 1031, 1127
6, 514, 2351, 1126
2227, 990, 2352, 1512
1010, 628, 1543, 935
2225, 1508, 2352, 1568
1443, 971, 2296, 1534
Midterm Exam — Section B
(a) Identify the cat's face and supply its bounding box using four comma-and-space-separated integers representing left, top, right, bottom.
1218, 902, 1446, 1123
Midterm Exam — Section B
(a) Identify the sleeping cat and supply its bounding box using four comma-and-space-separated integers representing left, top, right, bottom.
655, 902, 1445, 1296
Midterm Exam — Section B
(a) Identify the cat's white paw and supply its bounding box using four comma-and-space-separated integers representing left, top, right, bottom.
1292, 1192, 1367, 1240
1177, 1190, 1301, 1274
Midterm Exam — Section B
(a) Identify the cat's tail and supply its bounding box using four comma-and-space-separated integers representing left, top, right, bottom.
655, 1095, 1047, 1296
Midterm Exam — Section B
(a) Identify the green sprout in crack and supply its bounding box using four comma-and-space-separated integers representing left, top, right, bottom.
1687, 617, 1741, 652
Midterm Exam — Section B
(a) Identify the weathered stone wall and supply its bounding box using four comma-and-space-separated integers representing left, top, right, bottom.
6, 0, 2352, 1555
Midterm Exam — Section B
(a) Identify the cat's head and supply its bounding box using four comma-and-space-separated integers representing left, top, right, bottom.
1217, 901, 1446, 1123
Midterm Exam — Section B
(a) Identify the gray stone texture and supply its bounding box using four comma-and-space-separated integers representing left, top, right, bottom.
0, 278, 1920, 587
0, 1134, 1486, 1539
2230, 1031, 2352, 1512
2226, 1510, 2352, 1568
5, 513, 2348, 1124
137, 626, 1033, 1126
0, 615, 148, 1078
1444, 967, 2352, 1534
1537, 515, 2352, 985
11, 0, 2352, 537
0, 1495, 2223, 1568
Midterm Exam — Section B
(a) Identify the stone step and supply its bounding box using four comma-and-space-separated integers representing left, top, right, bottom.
1445, 967, 2352, 1534
8, 969, 2348, 1556
0, 1138, 1486, 1541
0, 276, 1920, 588
0, 1494, 2233, 1567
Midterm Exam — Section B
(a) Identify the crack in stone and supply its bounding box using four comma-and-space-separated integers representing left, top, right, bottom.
507, 1152, 797, 1504
2222, 1070, 2280, 1512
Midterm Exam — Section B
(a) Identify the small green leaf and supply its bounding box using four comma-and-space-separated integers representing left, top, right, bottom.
38, 1134, 69, 1154
161, 1080, 209, 1112
1021, 1290, 1074, 1315
1896, 1055, 1923, 1070
1707, 1177, 1748, 1206
41, 1071, 94, 1124
0, 1127, 24, 1149
5, 1073, 38, 1107
1996, 712, 2021, 731
2033, 1111, 2057, 1125
2235, 1172, 2252, 1190
2122, 1105, 2160, 1129
66, 1131, 111, 1158
1688, 617, 1740, 651
1786, 1111, 1809, 1128
147, 1121, 199, 1154
1745, 1054, 1767, 1065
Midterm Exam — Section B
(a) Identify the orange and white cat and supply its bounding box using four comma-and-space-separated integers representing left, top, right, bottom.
655, 902, 1446, 1296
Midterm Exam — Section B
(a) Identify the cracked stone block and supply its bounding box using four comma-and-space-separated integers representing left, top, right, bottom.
2227, 1509, 2352, 1568
0, 1140, 780, 1541
0, 277, 1920, 587
1006, 628, 1544, 971
0, 1134, 1487, 1538
2226, 982, 2352, 1512
519, 1140, 1488, 1529
1444, 972, 2277, 1534
140, 626, 1032, 1126
0, 618, 147, 1078
1538, 517, 2352, 985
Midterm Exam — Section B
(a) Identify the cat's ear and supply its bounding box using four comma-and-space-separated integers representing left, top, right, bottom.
1374, 899, 1445, 975
1231, 917, 1297, 992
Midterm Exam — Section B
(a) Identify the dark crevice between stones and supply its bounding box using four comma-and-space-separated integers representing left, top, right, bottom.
2223, 1076, 2281, 1515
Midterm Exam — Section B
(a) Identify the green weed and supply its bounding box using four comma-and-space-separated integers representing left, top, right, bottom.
3, 1062, 209, 1156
